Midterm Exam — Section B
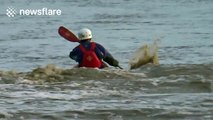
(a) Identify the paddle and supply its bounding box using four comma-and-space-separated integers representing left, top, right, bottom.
58, 26, 80, 42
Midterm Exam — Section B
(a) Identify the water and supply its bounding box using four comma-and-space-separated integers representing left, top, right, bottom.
0, 0, 213, 119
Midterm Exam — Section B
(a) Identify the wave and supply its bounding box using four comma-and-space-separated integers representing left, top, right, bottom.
1, 64, 212, 93
140, 64, 213, 78
0, 64, 145, 84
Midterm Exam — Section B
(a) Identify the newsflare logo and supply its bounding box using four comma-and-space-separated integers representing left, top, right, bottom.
6, 6, 62, 17
6, 6, 17, 17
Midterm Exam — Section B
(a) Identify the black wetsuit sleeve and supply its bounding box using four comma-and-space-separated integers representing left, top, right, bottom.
103, 56, 119, 67
95, 43, 120, 67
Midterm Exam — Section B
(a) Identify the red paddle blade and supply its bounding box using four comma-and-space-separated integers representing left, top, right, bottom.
58, 26, 79, 42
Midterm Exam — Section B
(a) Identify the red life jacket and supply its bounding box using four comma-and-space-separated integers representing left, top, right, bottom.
79, 42, 102, 68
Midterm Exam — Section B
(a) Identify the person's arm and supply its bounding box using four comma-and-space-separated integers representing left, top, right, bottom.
96, 43, 120, 67
103, 55, 120, 67
69, 46, 82, 63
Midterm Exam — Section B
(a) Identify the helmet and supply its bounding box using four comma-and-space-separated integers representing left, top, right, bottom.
78, 28, 92, 40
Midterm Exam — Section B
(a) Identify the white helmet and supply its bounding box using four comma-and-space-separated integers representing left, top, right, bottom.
78, 28, 92, 40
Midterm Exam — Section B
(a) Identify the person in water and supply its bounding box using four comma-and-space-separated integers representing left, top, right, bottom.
69, 28, 120, 69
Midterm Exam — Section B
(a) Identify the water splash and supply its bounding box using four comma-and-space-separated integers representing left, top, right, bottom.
129, 40, 159, 69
